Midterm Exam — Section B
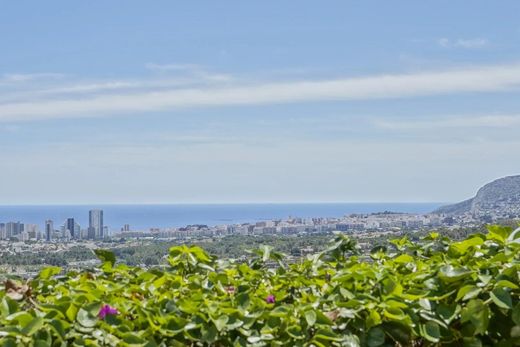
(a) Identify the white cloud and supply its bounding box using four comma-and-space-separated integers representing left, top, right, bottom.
0, 76, 234, 103
438, 37, 488, 49
145, 63, 203, 71
372, 114, 520, 130
36, 79, 196, 95
145, 63, 234, 82
0, 73, 65, 83
1, 62, 520, 122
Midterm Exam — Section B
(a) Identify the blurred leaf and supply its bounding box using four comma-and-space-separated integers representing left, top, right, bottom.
490, 287, 512, 309
304, 310, 316, 327
367, 327, 385, 347
38, 266, 62, 280
93, 249, 116, 266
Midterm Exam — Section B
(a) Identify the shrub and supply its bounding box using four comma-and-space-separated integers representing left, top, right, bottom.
1, 226, 519, 346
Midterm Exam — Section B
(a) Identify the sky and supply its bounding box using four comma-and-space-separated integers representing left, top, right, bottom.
1, 1, 520, 204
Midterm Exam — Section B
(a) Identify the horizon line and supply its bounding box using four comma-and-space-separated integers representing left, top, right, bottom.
0, 201, 447, 207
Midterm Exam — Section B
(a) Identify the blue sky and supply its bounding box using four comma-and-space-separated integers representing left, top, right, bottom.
1, 1, 520, 204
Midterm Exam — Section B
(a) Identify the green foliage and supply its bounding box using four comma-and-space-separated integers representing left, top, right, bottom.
1, 226, 520, 346
0, 246, 95, 267
111, 233, 334, 266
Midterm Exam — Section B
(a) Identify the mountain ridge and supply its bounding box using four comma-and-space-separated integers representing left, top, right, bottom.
434, 175, 520, 216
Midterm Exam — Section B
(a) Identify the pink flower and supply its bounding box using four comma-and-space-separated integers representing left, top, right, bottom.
226, 286, 236, 295
98, 304, 119, 319
266, 294, 275, 304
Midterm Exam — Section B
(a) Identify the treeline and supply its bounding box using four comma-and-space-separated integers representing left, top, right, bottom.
0, 246, 94, 266
112, 233, 333, 266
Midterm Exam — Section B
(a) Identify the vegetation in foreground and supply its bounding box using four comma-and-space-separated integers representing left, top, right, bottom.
1, 226, 520, 346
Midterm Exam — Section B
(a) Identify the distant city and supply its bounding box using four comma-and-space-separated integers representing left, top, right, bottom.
0, 206, 509, 243
0, 201, 517, 278
0, 209, 108, 242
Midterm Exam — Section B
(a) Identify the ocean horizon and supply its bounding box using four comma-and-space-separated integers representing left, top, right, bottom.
0, 203, 443, 231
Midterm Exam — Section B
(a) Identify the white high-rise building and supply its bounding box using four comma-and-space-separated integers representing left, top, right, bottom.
24, 224, 39, 240
89, 209, 104, 239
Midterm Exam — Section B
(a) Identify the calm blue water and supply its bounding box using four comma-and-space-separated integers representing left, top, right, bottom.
0, 203, 442, 230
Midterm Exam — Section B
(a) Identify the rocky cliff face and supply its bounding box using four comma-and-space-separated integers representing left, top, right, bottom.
434, 175, 520, 216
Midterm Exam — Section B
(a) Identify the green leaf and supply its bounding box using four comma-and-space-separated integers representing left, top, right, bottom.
313, 328, 341, 341
420, 321, 440, 343
304, 310, 317, 326
367, 327, 385, 347
93, 249, 116, 266
343, 334, 361, 347
213, 315, 229, 332
65, 304, 78, 322
76, 308, 97, 328
495, 280, 519, 289
21, 317, 43, 336
461, 299, 489, 334
236, 293, 250, 309
383, 308, 406, 321
287, 325, 305, 339
200, 323, 217, 343
456, 285, 481, 301
490, 287, 512, 309
381, 322, 410, 345
393, 254, 413, 264
437, 303, 458, 325
190, 246, 212, 263
49, 319, 68, 341
513, 303, 520, 325
38, 266, 62, 280
448, 237, 484, 257
122, 332, 147, 345
315, 310, 334, 325
366, 310, 382, 329
487, 225, 512, 244
438, 265, 472, 283
1, 297, 18, 316
269, 306, 290, 317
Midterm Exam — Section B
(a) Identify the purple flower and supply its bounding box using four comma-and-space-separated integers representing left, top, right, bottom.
266, 294, 275, 304
98, 304, 119, 319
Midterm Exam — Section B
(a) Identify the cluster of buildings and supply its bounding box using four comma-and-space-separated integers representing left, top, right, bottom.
0, 209, 108, 242
1, 206, 512, 243
111, 212, 463, 240
0, 222, 40, 241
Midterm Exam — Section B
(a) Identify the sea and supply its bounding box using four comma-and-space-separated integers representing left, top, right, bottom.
0, 203, 442, 231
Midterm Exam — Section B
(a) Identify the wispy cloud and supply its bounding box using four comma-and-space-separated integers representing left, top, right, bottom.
0, 73, 65, 84
145, 62, 233, 82
1, 62, 520, 122
372, 114, 520, 130
438, 37, 488, 49
145, 63, 203, 71
0, 76, 234, 103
